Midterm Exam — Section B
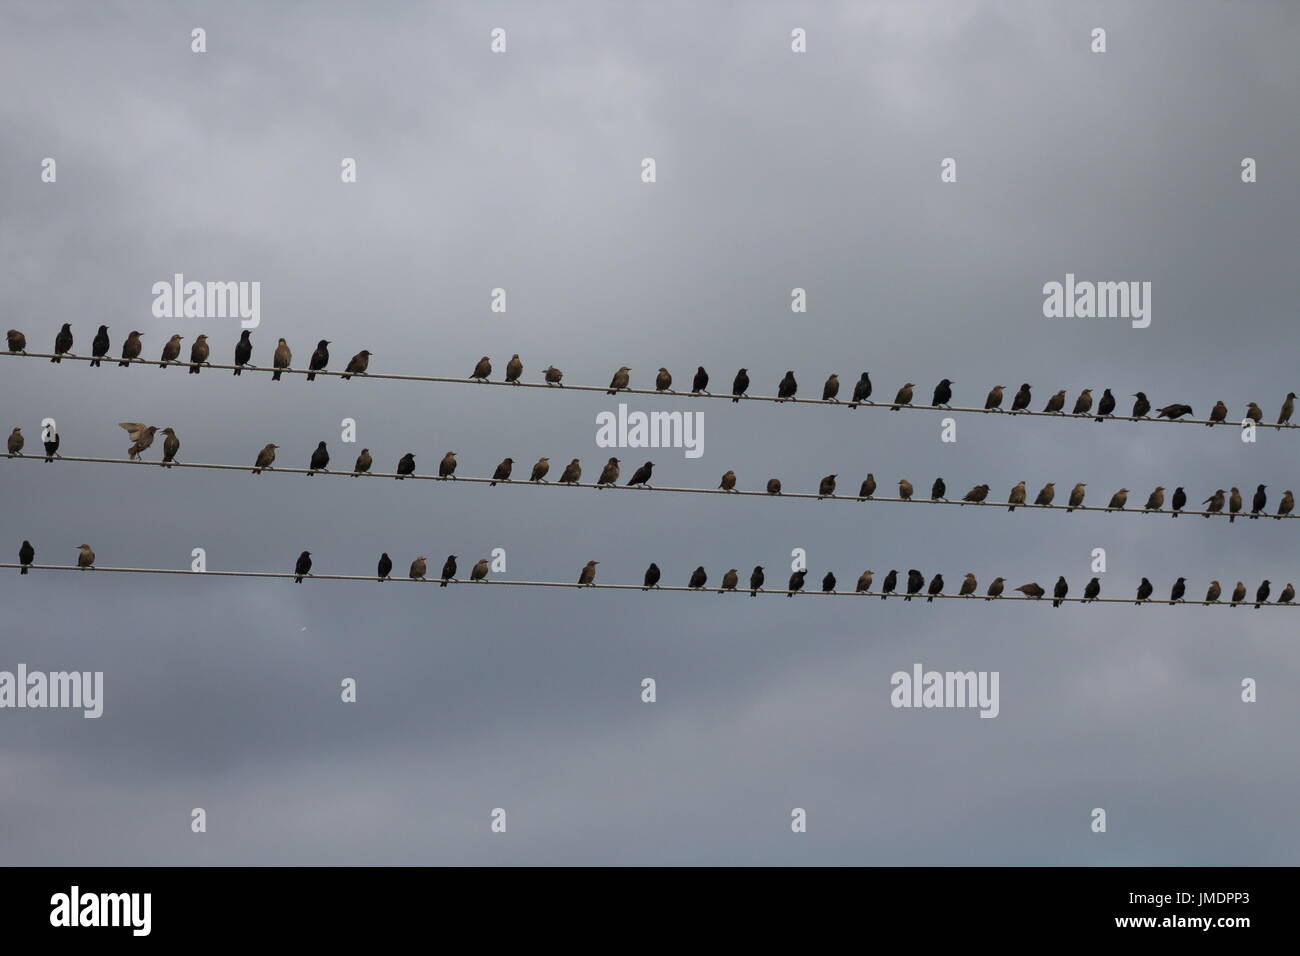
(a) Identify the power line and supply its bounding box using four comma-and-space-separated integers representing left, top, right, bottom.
2, 564, 1291, 607
4, 350, 1295, 431
4, 453, 1294, 521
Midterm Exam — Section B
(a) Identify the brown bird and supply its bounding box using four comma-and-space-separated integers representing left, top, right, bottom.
119, 422, 157, 460
597, 457, 620, 486
505, 354, 523, 383
626, 461, 654, 487
440, 556, 457, 586
409, 556, 428, 580
1144, 486, 1165, 511
898, 479, 914, 501
1007, 481, 1026, 511
986, 577, 1005, 600
578, 560, 598, 586
1071, 388, 1093, 415
559, 458, 582, 484
272, 338, 292, 380
858, 474, 876, 499
352, 448, 372, 476
891, 383, 915, 410
1011, 384, 1032, 412
959, 572, 977, 597
471, 356, 491, 381
6, 427, 23, 456
818, 474, 837, 498
341, 350, 371, 380
252, 443, 278, 474
655, 367, 672, 391
1230, 581, 1246, 606
160, 427, 180, 467
19, 539, 34, 574
6, 329, 26, 353
1015, 582, 1044, 599
1066, 483, 1086, 512
1208, 400, 1227, 426
1043, 389, 1067, 414
1034, 482, 1055, 506
718, 470, 737, 492
543, 365, 564, 385
1278, 392, 1296, 428
1245, 402, 1263, 424
822, 374, 840, 402
471, 558, 490, 582
77, 543, 95, 569
607, 366, 631, 394
1107, 488, 1129, 511
984, 385, 1005, 411
721, 568, 739, 593
1276, 490, 1294, 519
1203, 489, 1225, 516
1204, 581, 1221, 603
490, 458, 513, 486
530, 457, 551, 482
233, 329, 252, 374
766, 477, 782, 495
1227, 487, 1242, 522
188, 334, 209, 373
159, 333, 183, 368
438, 452, 458, 479
961, 484, 989, 504
51, 323, 73, 362
856, 571, 874, 593
119, 330, 144, 366
1278, 583, 1294, 604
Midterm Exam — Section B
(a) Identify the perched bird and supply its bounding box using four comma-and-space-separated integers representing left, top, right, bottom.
233, 330, 253, 374
932, 379, 954, 407
1083, 578, 1101, 602
470, 559, 489, 582
6, 329, 27, 353
1066, 483, 1086, 512
1202, 489, 1225, 516
1144, 487, 1165, 511
1034, 483, 1055, 507
306, 339, 330, 381
1278, 392, 1296, 428
117, 330, 144, 367
272, 338, 292, 380
961, 484, 989, 504
1011, 384, 1032, 412
822, 374, 840, 402
818, 474, 837, 498
77, 543, 96, 569
858, 475, 875, 499
377, 553, 392, 582
543, 365, 564, 386
89, 324, 110, 366
905, 569, 925, 601
857, 571, 874, 594
896, 478, 917, 501
1007, 481, 1026, 511
597, 457, 620, 486
822, 572, 837, 593
1230, 581, 1246, 606
1052, 576, 1069, 607
578, 560, 598, 587
1250, 484, 1267, 518
958, 573, 977, 597
655, 367, 673, 392
1208, 400, 1228, 426
767, 478, 783, 495
559, 459, 581, 484
1171, 486, 1187, 516
6, 427, 23, 456
787, 569, 807, 597
1204, 581, 1221, 603
341, 350, 371, 380
926, 573, 943, 602
409, 556, 428, 581
626, 461, 654, 488
1277, 583, 1294, 604
1277, 490, 1294, 519
1245, 402, 1263, 424
440, 556, 457, 586
931, 477, 947, 501
607, 366, 631, 394
1228, 487, 1243, 522
1169, 577, 1186, 604
984, 385, 1005, 411
293, 551, 311, 583
119, 422, 157, 460
188, 334, 209, 373
1135, 578, 1154, 604
160, 427, 180, 467
1107, 488, 1129, 511
1132, 392, 1151, 418
731, 368, 749, 402
51, 323, 73, 362
688, 566, 708, 590
252, 443, 278, 474
749, 565, 765, 596
643, 563, 661, 590
1043, 389, 1067, 414
691, 367, 709, 393
438, 452, 458, 479
1015, 582, 1044, 599
1156, 404, 1193, 420
530, 457, 551, 482
777, 371, 798, 401
395, 453, 416, 479
718, 470, 737, 492
1071, 389, 1093, 415
1255, 580, 1270, 608
490, 458, 513, 486
308, 441, 330, 474
986, 577, 1005, 601
891, 383, 915, 410
850, 372, 872, 407
19, 540, 34, 574
471, 356, 492, 381
881, 569, 898, 599
1096, 388, 1116, 420
505, 354, 523, 384
352, 448, 372, 476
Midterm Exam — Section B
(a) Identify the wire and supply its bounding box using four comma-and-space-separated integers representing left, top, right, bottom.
1, 563, 1291, 607
5, 453, 1294, 521
5, 350, 1295, 431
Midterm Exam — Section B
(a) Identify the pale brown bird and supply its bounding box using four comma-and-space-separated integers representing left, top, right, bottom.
160, 427, 180, 467
984, 385, 1005, 411
898, 479, 914, 500
76, 544, 95, 569
1203, 489, 1225, 516
438, 452, 458, 479
1278, 392, 1296, 428
159, 334, 183, 368
1107, 488, 1129, 510
655, 368, 672, 391
578, 560, 598, 586
1208, 400, 1227, 426
721, 569, 739, 593
1066, 482, 1086, 512
1205, 581, 1221, 603
543, 365, 564, 385
188, 334, 209, 373
607, 366, 631, 394
859, 474, 876, 499
962, 484, 989, 504
1034, 482, 1055, 506
6, 329, 26, 353
471, 558, 489, 582
119, 422, 157, 460
1015, 582, 1044, 599
856, 570, 873, 593
490, 458, 513, 486
1228, 487, 1242, 522
1278, 583, 1295, 604
1144, 486, 1165, 511
822, 374, 840, 402
958, 573, 977, 597
818, 474, 837, 498
767, 478, 782, 495
891, 383, 915, 410
1245, 402, 1263, 424
559, 458, 582, 484
409, 556, 428, 580
1007, 481, 1026, 511
6, 427, 22, 456
252, 443, 278, 474
1043, 389, 1067, 414
1230, 581, 1246, 606
986, 577, 1005, 600
119, 330, 143, 366
341, 350, 371, 380
272, 338, 292, 380
530, 457, 550, 482
1071, 388, 1093, 415
471, 356, 492, 381
505, 354, 523, 383
597, 457, 620, 486
352, 448, 372, 476
719, 470, 737, 492
1276, 490, 1294, 519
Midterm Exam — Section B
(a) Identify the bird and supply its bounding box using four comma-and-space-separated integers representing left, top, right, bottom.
395, 453, 416, 479
558, 459, 582, 484
341, 350, 371, 380
905, 569, 925, 601
984, 385, 1005, 411
961, 484, 989, 504
1083, 578, 1101, 602
1230, 581, 1246, 606
77, 543, 95, 569
626, 461, 654, 488
822, 374, 840, 402
1034, 483, 1055, 506
529, 457, 551, 482
308, 441, 330, 474
858, 475, 876, 499
306, 340, 330, 381
543, 365, 564, 386
293, 551, 311, 583
731, 369, 749, 402
881, 570, 898, 599
578, 560, 598, 587
6, 329, 27, 353
691, 367, 709, 393
377, 553, 392, 582
1278, 583, 1295, 604
1250, 484, 1267, 518
188, 334, 209, 373
1011, 384, 1032, 412
655, 368, 672, 392
438, 452, 458, 479
114, 329, 146, 369
471, 356, 492, 381
1204, 581, 1221, 603
1067, 483, 1086, 512
1202, 489, 1225, 516
1135, 578, 1154, 604
1278, 392, 1296, 428
1245, 402, 1263, 424
119, 422, 157, 460
233, 330, 253, 374
1144, 487, 1165, 511
6, 427, 23, 456
597, 458, 620, 486
252, 443, 278, 474
1156, 404, 1193, 420
850, 373, 872, 407
749, 566, 765, 596
160, 427, 180, 467
688, 567, 708, 590
1052, 576, 1069, 607
777, 371, 798, 401
986, 577, 1005, 601
19, 540, 34, 574
1043, 390, 1067, 414
89, 325, 110, 367
1228, 486, 1243, 522
857, 571, 874, 593
931, 478, 946, 501
470, 559, 489, 582
1071, 389, 1093, 415
409, 556, 428, 581
490, 458, 513, 486
818, 474, 837, 498
899, 479, 914, 501
1171, 487, 1187, 516
958, 573, 977, 597
932, 379, 954, 407
51, 323, 73, 362
1255, 581, 1270, 608
352, 449, 372, 476
1107, 488, 1129, 511
1169, 577, 1186, 604
1208, 400, 1228, 426
1015, 582, 1044, 599
822, 572, 837, 593
1007, 481, 1026, 511
272, 338, 292, 380
718, 470, 737, 492
440, 556, 457, 586
505, 354, 523, 384
607, 366, 631, 394
788, 569, 807, 597
1277, 490, 1294, 519
643, 563, 661, 590
926, 573, 943, 602
1131, 393, 1151, 418
1096, 388, 1116, 420
891, 383, 915, 410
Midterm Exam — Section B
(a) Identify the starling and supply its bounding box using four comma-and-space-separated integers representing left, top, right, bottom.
688, 566, 708, 590
352, 448, 372, 476
578, 560, 598, 587
926, 573, 943, 602
1132, 392, 1151, 418
1071, 388, 1092, 415
160, 427, 180, 467
395, 453, 416, 479
1230, 582, 1246, 606
643, 563, 661, 590
822, 373, 840, 402
607, 366, 631, 394
377, 552, 392, 581
777, 371, 798, 401
308, 441, 330, 474
1052, 576, 1069, 607
858, 474, 875, 499
958, 572, 977, 597
119, 422, 157, 460
505, 354, 523, 384
90, 324, 110, 367
1208, 400, 1227, 426
767, 478, 783, 495
530, 457, 551, 482
188, 334, 209, 373
857, 570, 874, 593
749, 565, 765, 596
1096, 388, 1115, 420
252, 443, 278, 474
850, 372, 872, 407
471, 558, 489, 582
293, 550, 311, 583
822, 572, 837, 593
1277, 490, 1294, 519
718, 470, 737, 492
1228, 487, 1242, 522
543, 365, 564, 386
558, 459, 581, 484
1043, 389, 1067, 414
51, 323, 73, 362
1015, 582, 1045, 599
438, 451, 458, 479
6, 329, 26, 353
1144, 486, 1165, 511
931, 477, 947, 501
899, 479, 914, 501
1169, 577, 1186, 604
984, 385, 1005, 411
986, 577, 1005, 600
1007, 481, 1026, 511
19, 540, 34, 574
1205, 581, 1221, 603
1250, 484, 1267, 518
272, 338, 292, 380
1278, 583, 1295, 604
881, 569, 898, 599
77, 543, 96, 569
961, 484, 989, 504
409, 556, 428, 581
1135, 578, 1154, 604
341, 350, 371, 380
731, 368, 749, 402
655, 367, 672, 392
818, 474, 837, 498
932, 379, 954, 407
788, 569, 807, 597
1083, 577, 1101, 602
626, 461, 653, 487
1066, 483, 1086, 512
306, 339, 330, 381
905, 569, 924, 601
691, 366, 709, 393
471, 356, 492, 381
1034, 482, 1055, 506
6, 427, 23, 456
891, 383, 915, 410
1156, 404, 1193, 420
490, 458, 513, 486
1171, 486, 1187, 516
114, 330, 144, 368
233, 330, 253, 374
1279, 392, 1296, 428
1245, 402, 1263, 424
1107, 488, 1129, 511
440, 555, 457, 586
1254, 580, 1270, 608
1202, 489, 1224, 516
597, 457, 620, 486
1011, 384, 1032, 412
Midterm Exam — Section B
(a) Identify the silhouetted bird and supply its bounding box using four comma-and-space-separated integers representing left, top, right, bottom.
1007, 481, 1026, 511
1255, 580, 1271, 608
1144, 487, 1165, 511
655, 367, 672, 392
1044, 389, 1067, 414
985, 385, 1004, 411
1011, 384, 1032, 412
688, 567, 708, 590
1015, 582, 1044, 599
1171, 487, 1187, 516
272, 338, 291, 380
505, 354, 523, 383
559, 459, 581, 484
293, 551, 312, 583
731, 368, 749, 402
1107, 488, 1129, 510
1205, 581, 1221, 603
718, 470, 737, 492
1034, 483, 1055, 506
905, 569, 924, 601
90, 325, 110, 366
850, 373, 872, 407
438, 452, 458, 479
1277, 490, 1294, 519
822, 374, 840, 402
491, 458, 513, 486
626, 461, 653, 487
962, 484, 989, 504
1279, 392, 1296, 428
19, 540, 34, 574
891, 383, 915, 410
607, 366, 631, 394
692, 367, 709, 393
578, 560, 598, 586
543, 365, 564, 385
1230, 582, 1246, 606
858, 571, 874, 593
530, 457, 550, 482
823, 572, 837, 593
1083, 578, 1101, 602
342, 350, 371, 380
409, 556, 428, 581
721, 569, 739, 592
119, 422, 157, 460
1208, 400, 1227, 426
233, 330, 253, 374
749, 565, 765, 596
777, 371, 798, 401
1096, 388, 1115, 420
1157, 404, 1193, 420
1052, 576, 1069, 607
788, 569, 807, 596
1071, 389, 1092, 415
377, 553, 392, 581
932, 379, 954, 407
470, 559, 489, 582
471, 356, 491, 381
767, 478, 783, 495
1169, 577, 1186, 604
1250, 484, 1267, 518
1135, 578, 1154, 604
926, 573, 943, 602
252, 443, 278, 474
160, 427, 180, 467
6, 329, 26, 353
77, 544, 95, 569
308, 441, 330, 474
881, 570, 898, 599
597, 458, 620, 486
51, 323, 73, 362
818, 474, 837, 498
1132, 392, 1151, 418
986, 577, 1005, 600
1067, 483, 1086, 512
858, 475, 876, 499
395, 453, 415, 479
441, 556, 457, 586
306, 340, 330, 381
643, 563, 661, 590
898, 479, 914, 501
931, 478, 946, 501
188, 334, 209, 373
352, 449, 372, 476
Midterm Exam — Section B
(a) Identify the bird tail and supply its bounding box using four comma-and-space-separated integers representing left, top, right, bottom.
51, 356, 59, 363
119, 359, 129, 367
927, 596, 934, 603
1053, 599, 1062, 608
1008, 505, 1015, 512
1230, 515, 1235, 523
440, 581, 447, 588
342, 374, 350, 381
272, 370, 282, 380
294, 575, 303, 583
233, 367, 242, 376
307, 372, 316, 381
732, 396, 739, 403
90, 358, 99, 367
21, 566, 28, 575
189, 364, 199, 374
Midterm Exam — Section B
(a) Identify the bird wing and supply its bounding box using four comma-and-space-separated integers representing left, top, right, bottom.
118, 422, 149, 441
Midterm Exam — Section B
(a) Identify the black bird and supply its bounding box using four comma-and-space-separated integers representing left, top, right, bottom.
817, 474, 837, 498
51, 323, 73, 362
19, 539, 34, 574
1135, 578, 1153, 604
626, 461, 654, 488
858, 474, 876, 499
377, 553, 392, 581
731, 368, 749, 402
1096, 388, 1116, 420
881, 569, 898, 599
308, 441, 329, 474
905, 569, 924, 601
932, 379, 954, 407
850, 372, 872, 407
43, 429, 60, 462
1156, 404, 1193, 420
395, 453, 415, 479
822, 572, 836, 593
293, 551, 312, 583
692, 367, 709, 393
688, 566, 708, 590
1169, 577, 1186, 604
90, 325, 110, 366
490, 458, 513, 486
643, 563, 661, 590
787, 569, 807, 596
926, 573, 943, 602
767, 478, 783, 495
440, 556, 457, 586
1250, 484, 1267, 518
1011, 383, 1032, 412
777, 371, 797, 401
1052, 576, 1068, 607
233, 330, 253, 374
1132, 392, 1151, 418
931, 478, 946, 500
1255, 581, 1271, 608
1083, 578, 1101, 602
306, 340, 330, 381
1171, 487, 1186, 516
986, 578, 1005, 600
341, 350, 371, 380
749, 565, 764, 596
